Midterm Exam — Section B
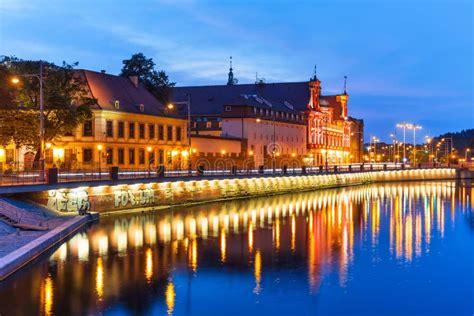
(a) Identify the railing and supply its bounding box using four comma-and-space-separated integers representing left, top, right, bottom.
0, 162, 457, 187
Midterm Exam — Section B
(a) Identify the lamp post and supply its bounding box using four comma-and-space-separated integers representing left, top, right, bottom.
11, 61, 45, 179
406, 124, 422, 166
167, 94, 191, 174
396, 123, 411, 164
465, 148, 471, 161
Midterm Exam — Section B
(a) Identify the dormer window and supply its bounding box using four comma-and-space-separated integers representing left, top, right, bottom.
114, 100, 120, 109
139, 104, 145, 112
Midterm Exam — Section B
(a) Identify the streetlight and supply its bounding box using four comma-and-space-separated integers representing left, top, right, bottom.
465, 148, 471, 161
11, 61, 45, 179
97, 144, 103, 178
167, 94, 191, 174
406, 124, 422, 166
396, 123, 411, 164
147, 146, 153, 176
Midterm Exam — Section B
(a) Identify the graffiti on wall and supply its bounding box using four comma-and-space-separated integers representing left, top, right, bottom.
47, 190, 90, 212
114, 189, 155, 208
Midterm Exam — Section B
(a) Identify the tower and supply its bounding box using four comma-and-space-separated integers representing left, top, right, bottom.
227, 56, 234, 85
308, 65, 321, 110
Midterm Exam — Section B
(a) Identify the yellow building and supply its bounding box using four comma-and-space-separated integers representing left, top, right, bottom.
43, 70, 189, 170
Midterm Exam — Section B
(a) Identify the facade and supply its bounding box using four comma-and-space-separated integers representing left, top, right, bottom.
44, 70, 188, 170
171, 67, 363, 167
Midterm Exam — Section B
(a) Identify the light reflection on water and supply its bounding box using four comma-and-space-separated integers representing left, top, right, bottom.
0, 181, 473, 315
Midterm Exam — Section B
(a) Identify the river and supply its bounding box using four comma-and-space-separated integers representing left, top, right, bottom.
0, 180, 472, 315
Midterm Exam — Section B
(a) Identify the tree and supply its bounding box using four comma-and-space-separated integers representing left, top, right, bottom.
0, 56, 96, 153
120, 53, 175, 104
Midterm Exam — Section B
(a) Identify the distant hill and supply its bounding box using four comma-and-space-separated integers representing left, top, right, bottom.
431, 129, 474, 153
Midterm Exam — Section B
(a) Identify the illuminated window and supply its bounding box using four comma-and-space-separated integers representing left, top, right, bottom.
129, 122, 135, 138
176, 127, 182, 141
83, 120, 93, 137
167, 126, 173, 141
45, 149, 53, 164
129, 149, 135, 164
158, 125, 164, 140
206, 122, 211, 129
139, 148, 145, 164
139, 123, 145, 139
83, 148, 93, 164
106, 120, 113, 137
149, 124, 155, 139
118, 148, 124, 164
106, 148, 113, 165
118, 121, 124, 138
158, 149, 164, 164
114, 100, 120, 109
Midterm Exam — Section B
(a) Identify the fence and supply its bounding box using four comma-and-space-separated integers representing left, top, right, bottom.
0, 162, 457, 186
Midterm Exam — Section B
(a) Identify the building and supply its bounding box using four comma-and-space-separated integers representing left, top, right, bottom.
42, 70, 189, 170
171, 65, 363, 167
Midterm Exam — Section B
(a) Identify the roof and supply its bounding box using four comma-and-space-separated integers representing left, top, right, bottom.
76, 70, 180, 118
171, 82, 347, 117
225, 94, 301, 114
171, 82, 311, 116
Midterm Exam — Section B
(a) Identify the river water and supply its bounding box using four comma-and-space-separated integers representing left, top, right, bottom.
0, 181, 472, 315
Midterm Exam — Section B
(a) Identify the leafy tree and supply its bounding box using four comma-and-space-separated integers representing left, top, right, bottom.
0, 56, 96, 154
120, 53, 175, 104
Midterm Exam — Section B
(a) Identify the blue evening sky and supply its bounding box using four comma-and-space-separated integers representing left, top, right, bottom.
1, 0, 472, 142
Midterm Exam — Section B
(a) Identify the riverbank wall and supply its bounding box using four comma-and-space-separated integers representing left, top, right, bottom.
23, 168, 457, 215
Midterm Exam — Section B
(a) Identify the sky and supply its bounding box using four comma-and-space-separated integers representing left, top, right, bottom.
0, 0, 472, 142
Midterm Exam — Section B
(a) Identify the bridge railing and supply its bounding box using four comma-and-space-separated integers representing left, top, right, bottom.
0, 163, 456, 186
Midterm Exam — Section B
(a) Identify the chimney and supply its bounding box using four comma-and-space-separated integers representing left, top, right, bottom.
100, 70, 106, 74
129, 76, 139, 88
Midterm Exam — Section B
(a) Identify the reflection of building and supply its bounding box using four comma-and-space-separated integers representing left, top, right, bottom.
171, 63, 364, 166
47, 70, 188, 170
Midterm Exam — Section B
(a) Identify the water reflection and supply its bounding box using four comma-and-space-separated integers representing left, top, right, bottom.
0, 181, 472, 315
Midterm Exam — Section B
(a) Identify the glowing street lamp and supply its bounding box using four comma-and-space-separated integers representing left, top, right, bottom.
97, 144, 103, 178
406, 124, 422, 165
167, 94, 191, 173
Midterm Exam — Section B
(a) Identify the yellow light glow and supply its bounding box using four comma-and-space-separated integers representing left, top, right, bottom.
249, 150, 254, 156
11, 77, 20, 84
291, 153, 296, 157
171, 150, 178, 157
145, 248, 153, 282
96, 257, 104, 301
42, 275, 53, 315
221, 149, 226, 155
0, 148, 5, 157
256, 118, 261, 123
147, 146, 152, 152
167, 103, 174, 109
192, 148, 197, 153
181, 150, 189, 157
97, 144, 103, 151
165, 281, 175, 315
45, 142, 52, 149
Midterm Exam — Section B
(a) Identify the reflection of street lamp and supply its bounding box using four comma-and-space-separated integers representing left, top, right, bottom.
97, 144, 103, 178
11, 61, 45, 179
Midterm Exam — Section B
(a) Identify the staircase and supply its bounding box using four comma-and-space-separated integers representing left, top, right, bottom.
0, 199, 49, 231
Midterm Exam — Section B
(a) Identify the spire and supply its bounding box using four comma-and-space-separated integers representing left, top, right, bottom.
312, 65, 318, 81
227, 56, 234, 85
343, 75, 348, 95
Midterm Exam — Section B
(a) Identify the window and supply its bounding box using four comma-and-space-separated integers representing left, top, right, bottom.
129, 149, 135, 165
176, 126, 182, 141
138, 148, 145, 164
158, 125, 164, 140
118, 148, 124, 164
139, 123, 145, 139
139, 104, 144, 112
106, 148, 113, 165
149, 124, 155, 139
158, 149, 164, 164
206, 122, 211, 129
225, 105, 231, 111
83, 120, 93, 136
129, 122, 135, 138
83, 148, 93, 164
118, 121, 124, 138
167, 126, 173, 141
106, 120, 113, 137
45, 149, 53, 164
114, 100, 120, 109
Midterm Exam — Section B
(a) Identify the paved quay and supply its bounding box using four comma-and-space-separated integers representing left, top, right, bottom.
0, 198, 97, 280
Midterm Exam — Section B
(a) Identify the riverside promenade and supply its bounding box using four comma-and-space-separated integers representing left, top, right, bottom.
0, 164, 467, 280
